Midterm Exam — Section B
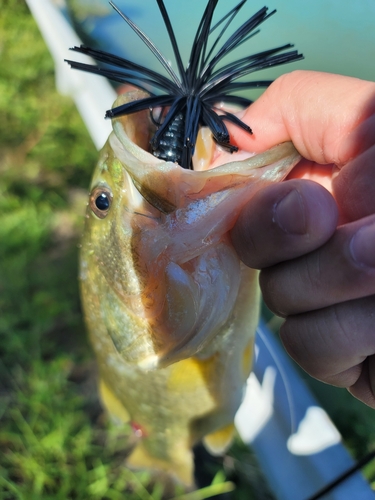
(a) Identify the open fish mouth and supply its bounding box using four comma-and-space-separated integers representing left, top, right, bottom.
108, 89, 249, 172
109, 89, 296, 175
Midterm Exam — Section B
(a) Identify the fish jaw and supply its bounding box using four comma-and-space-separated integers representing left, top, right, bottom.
80, 91, 301, 369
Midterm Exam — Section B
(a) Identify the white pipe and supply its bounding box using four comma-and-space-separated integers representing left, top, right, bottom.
25, 0, 117, 150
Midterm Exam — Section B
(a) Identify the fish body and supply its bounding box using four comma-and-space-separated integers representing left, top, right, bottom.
79, 90, 301, 485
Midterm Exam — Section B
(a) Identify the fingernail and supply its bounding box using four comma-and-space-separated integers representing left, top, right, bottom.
350, 223, 375, 267
274, 189, 306, 235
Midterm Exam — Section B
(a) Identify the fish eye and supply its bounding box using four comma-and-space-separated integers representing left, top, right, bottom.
89, 186, 112, 219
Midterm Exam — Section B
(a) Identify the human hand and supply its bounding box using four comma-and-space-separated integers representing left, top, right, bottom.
230, 71, 375, 408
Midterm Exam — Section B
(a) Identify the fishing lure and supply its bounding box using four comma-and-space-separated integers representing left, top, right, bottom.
65, 0, 303, 169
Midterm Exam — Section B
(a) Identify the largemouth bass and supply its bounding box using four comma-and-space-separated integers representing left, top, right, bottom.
68, 0, 304, 486
79, 89, 301, 485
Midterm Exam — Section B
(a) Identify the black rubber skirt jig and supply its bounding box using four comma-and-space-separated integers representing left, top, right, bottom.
65, 0, 303, 169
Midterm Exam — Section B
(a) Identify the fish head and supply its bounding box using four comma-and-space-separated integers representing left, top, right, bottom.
80, 90, 301, 369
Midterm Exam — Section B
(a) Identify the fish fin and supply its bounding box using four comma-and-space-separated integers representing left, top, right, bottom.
127, 443, 194, 486
203, 423, 236, 456
99, 378, 130, 423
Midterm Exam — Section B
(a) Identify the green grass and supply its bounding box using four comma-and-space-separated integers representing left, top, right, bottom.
1, 0, 374, 498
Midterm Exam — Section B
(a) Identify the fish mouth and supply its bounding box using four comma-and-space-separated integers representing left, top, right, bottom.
111, 89, 253, 172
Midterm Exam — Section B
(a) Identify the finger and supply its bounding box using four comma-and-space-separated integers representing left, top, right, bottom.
230, 71, 375, 166
279, 295, 375, 408
260, 215, 375, 316
230, 178, 338, 269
